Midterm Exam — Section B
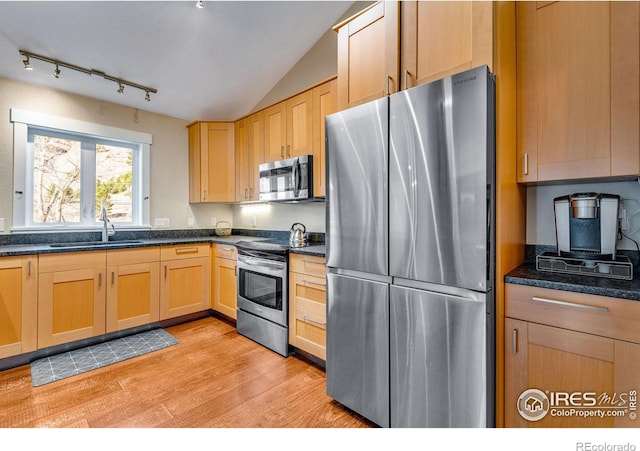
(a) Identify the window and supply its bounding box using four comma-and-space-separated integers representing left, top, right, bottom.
12, 109, 151, 230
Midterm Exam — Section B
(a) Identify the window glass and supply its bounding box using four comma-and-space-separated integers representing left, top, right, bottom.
95, 144, 133, 223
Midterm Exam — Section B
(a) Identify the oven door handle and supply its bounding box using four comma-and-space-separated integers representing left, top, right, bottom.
238, 257, 286, 273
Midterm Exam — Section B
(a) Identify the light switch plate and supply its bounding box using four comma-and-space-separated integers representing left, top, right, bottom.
188, 218, 195, 228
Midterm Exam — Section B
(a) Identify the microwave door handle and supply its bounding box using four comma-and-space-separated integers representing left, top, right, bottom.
293, 157, 300, 197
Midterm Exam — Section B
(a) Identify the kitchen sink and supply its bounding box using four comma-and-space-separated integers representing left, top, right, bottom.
49, 240, 144, 248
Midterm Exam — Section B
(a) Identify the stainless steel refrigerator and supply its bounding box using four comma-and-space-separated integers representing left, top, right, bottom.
326, 65, 495, 428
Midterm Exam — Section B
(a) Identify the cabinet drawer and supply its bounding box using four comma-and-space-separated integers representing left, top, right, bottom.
107, 246, 160, 266
39, 250, 106, 273
214, 244, 237, 260
160, 243, 210, 261
505, 283, 640, 343
289, 253, 326, 277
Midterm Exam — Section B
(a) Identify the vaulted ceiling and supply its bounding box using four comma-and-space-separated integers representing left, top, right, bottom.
0, 1, 354, 121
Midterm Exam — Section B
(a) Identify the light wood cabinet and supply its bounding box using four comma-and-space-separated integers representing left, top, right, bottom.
312, 78, 337, 198
188, 121, 235, 202
38, 251, 106, 348
288, 254, 326, 360
159, 244, 210, 320
516, 1, 640, 183
263, 91, 314, 163
505, 283, 640, 428
335, 1, 399, 110
106, 247, 160, 333
400, 1, 493, 89
213, 244, 237, 319
0, 256, 37, 359
236, 113, 263, 202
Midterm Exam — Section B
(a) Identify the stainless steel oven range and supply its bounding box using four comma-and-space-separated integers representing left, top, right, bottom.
235, 240, 289, 357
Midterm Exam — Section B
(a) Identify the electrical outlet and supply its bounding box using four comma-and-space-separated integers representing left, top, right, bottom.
0, 218, 4, 232
188, 218, 195, 228
211, 217, 217, 227
154, 218, 170, 228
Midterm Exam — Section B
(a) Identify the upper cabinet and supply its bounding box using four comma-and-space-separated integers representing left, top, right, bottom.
517, 1, 640, 183
401, 1, 493, 89
312, 78, 337, 198
263, 90, 314, 163
188, 121, 235, 203
335, 1, 399, 110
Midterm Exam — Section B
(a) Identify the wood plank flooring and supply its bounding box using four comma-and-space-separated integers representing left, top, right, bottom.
0, 316, 375, 428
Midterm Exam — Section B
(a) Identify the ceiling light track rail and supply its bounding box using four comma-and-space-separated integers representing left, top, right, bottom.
19, 49, 157, 101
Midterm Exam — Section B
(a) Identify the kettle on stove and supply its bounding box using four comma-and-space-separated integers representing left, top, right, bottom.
289, 222, 307, 248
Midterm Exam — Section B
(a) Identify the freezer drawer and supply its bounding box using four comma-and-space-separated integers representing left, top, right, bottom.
390, 283, 490, 427
326, 272, 389, 428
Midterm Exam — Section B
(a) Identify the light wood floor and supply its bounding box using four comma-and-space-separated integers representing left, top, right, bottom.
0, 316, 374, 428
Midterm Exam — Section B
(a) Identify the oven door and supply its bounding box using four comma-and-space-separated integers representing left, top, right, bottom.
237, 255, 288, 326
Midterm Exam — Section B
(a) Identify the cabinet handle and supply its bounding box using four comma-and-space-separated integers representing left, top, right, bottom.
111, 271, 115, 285
531, 296, 609, 313
386, 75, 392, 96
175, 247, 199, 254
244, 188, 248, 199
286, 145, 291, 158
302, 315, 326, 327
512, 329, 518, 355
203, 189, 207, 201
249, 187, 253, 199
280, 146, 285, 158
523, 153, 529, 176
98, 273, 102, 286
404, 70, 411, 90
303, 259, 324, 266
164, 265, 168, 280
27, 260, 32, 276
302, 279, 326, 288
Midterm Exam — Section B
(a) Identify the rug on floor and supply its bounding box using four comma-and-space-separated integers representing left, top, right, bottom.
30, 328, 179, 387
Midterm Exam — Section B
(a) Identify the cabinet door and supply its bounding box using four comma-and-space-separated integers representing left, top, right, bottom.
516, 2, 639, 183
312, 78, 337, 198
336, 1, 399, 110
106, 248, 160, 333
505, 319, 617, 428
247, 113, 264, 200
38, 252, 106, 348
214, 256, 237, 319
235, 118, 250, 201
262, 102, 287, 163
188, 122, 235, 202
401, 1, 493, 89
0, 256, 37, 359
160, 257, 210, 320
289, 272, 326, 360
285, 90, 313, 159
614, 340, 640, 427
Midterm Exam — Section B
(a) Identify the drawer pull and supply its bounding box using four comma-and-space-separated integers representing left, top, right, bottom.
303, 260, 324, 266
302, 316, 326, 326
512, 329, 518, 355
302, 279, 326, 288
531, 296, 608, 313
219, 246, 234, 252
175, 247, 199, 254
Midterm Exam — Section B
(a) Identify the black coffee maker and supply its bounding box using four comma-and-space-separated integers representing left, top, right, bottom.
553, 192, 620, 260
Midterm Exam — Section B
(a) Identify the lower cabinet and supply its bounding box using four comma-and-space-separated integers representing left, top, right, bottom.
0, 255, 38, 359
505, 283, 640, 428
106, 247, 161, 332
38, 251, 107, 348
213, 244, 237, 320
288, 253, 326, 360
160, 244, 211, 320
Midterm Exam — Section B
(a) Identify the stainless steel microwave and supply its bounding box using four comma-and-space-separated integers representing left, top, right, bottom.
259, 155, 313, 202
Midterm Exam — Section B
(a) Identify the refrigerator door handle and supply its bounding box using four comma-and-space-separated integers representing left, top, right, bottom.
392, 277, 486, 303
327, 267, 392, 284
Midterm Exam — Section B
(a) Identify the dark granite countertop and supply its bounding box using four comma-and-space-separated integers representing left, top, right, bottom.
505, 246, 640, 301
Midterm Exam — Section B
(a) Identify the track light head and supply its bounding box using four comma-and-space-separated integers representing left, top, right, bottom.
117, 82, 125, 94
23, 56, 33, 70
196, 0, 204, 9
145, 90, 151, 101
52, 64, 60, 79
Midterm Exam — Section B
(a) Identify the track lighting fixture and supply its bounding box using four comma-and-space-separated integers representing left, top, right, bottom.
18, 49, 157, 101
22, 55, 33, 70
196, 0, 204, 9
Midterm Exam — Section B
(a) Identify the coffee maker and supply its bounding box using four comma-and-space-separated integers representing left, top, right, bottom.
553, 192, 619, 260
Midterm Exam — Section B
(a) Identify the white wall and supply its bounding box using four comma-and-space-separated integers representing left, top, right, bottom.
527, 179, 640, 250
0, 77, 233, 234
233, 201, 324, 233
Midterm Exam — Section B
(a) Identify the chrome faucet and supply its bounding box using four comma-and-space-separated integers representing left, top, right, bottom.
100, 206, 116, 243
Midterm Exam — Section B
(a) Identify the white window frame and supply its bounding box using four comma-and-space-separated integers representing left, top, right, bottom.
11, 108, 151, 231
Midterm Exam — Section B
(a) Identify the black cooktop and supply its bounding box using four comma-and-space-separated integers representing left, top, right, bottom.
235, 239, 291, 253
